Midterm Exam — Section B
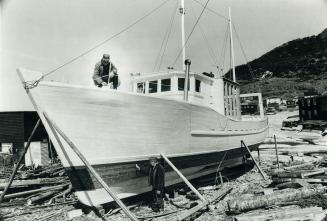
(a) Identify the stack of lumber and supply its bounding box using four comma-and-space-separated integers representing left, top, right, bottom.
0, 163, 74, 206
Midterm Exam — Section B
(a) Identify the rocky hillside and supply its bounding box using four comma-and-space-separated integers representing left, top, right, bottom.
236, 28, 327, 99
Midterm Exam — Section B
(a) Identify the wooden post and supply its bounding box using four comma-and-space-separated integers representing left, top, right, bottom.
274, 135, 280, 169
257, 147, 261, 165
43, 113, 138, 221
0, 119, 41, 203
219, 172, 224, 185
160, 154, 214, 212
241, 141, 267, 180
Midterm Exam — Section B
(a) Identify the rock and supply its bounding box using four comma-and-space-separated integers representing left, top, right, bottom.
67, 209, 83, 220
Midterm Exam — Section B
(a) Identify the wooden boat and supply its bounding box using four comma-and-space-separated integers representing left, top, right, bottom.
17, 68, 268, 206
17, 3, 268, 207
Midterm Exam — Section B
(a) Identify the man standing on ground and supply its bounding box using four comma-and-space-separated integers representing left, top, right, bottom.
93, 54, 119, 89
136, 157, 165, 212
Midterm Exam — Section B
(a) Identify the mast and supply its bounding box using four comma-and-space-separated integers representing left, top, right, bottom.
180, 0, 186, 70
229, 7, 236, 82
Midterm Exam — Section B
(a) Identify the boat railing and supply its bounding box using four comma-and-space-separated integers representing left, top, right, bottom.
223, 78, 241, 120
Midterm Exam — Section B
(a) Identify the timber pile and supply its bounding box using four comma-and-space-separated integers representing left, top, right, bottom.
0, 163, 74, 206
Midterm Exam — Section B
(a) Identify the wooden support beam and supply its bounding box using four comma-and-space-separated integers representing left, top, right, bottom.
274, 135, 280, 169
0, 119, 41, 203
177, 187, 233, 220
43, 113, 139, 221
160, 154, 214, 212
241, 140, 267, 180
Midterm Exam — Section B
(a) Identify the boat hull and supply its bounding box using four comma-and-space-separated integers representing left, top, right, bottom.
67, 144, 257, 206
17, 70, 268, 206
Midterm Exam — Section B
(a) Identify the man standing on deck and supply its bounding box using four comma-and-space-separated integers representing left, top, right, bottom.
136, 157, 165, 212
93, 54, 120, 89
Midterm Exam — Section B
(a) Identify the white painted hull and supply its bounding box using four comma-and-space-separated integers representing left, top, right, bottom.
18, 70, 268, 206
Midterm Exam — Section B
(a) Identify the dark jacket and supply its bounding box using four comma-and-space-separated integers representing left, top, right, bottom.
149, 164, 165, 190
139, 163, 165, 190
93, 60, 117, 85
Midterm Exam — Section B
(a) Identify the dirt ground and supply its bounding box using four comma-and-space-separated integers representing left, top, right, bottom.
1, 110, 327, 221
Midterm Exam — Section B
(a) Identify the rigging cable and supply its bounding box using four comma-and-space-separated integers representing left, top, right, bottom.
189, 3, 217, 67
157, 2, 179, 71
42, 0, 172, 79
219, 23, 230, 76
232, 23, 256, 81
171, 0, 211, 68
190, 0, 229, 21
153, 1, 178, 72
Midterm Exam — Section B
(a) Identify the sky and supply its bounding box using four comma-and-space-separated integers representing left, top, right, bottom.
1, 0, 327, 111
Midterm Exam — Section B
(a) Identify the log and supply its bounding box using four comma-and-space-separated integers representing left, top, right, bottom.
234, 206, 326, 221
0, 177, 66, 190
2, 183, 68, 200
275, 181, 308, 189
27, 190, 58, 205
272, 177, 327, 184
47, 184, 72, 204
228, 187, 327, 213
284, 162, 315, 171
271, 169, 325, 179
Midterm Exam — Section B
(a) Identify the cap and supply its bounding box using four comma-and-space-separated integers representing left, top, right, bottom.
149, 157, 158, 162
103, 54, 110, 59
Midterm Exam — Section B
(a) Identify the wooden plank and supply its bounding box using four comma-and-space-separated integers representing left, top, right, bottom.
43, 113, 138, 221
177, 187, 233, 220
161, 154, 213, 212
241, 141, 267, 180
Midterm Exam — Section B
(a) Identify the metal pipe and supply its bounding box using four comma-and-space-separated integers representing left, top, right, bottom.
183, 59, 191, 101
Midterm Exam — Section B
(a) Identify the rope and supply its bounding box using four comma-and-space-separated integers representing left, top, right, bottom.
42, 0, 172, 79
217, 23, 229, 74
189, 3, 217, 67
171, 0, 211, 68
232, 23, 256, 81
153, 1, 178, 72
23, 77, 44, 90
190, 0, 229, 21
157, 2, 178, 71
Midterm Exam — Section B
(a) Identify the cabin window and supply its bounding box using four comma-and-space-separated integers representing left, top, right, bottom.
137, 82, 145, 93
161, 79, 171, 92
313, 98, 317, 106
178, 78, 189, 91
149, 80, 158, 93
195, 79, 201, 92
307, 99, 310, 107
